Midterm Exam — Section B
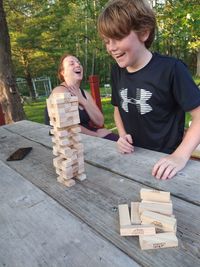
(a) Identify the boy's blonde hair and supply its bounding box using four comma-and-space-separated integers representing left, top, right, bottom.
98, 0, 156, 48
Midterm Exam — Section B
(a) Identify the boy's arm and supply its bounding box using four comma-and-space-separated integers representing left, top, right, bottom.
114, 106, 134, 153
152, 105, 200, 180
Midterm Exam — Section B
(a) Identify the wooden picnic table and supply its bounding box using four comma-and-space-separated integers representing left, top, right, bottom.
0, 120, 199, 267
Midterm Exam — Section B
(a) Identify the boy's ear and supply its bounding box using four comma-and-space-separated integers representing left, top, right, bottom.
140, 30, 150, 42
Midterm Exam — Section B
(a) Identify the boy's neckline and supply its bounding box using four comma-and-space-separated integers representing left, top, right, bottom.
125, 52, 154, 74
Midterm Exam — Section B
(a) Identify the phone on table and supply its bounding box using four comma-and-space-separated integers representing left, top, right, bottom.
6, 147, 32, 161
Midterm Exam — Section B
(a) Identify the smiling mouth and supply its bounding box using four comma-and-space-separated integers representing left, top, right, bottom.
74, 70, 81, 74
114, 52, 125, 59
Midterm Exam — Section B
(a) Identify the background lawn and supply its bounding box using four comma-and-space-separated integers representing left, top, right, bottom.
23, 96, 116, 129
23, 96, 191, 130
24, 78, 199, 129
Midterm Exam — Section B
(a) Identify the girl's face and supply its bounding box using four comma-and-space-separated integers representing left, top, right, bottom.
104, 30, 149, 72
61, 56, 83, 83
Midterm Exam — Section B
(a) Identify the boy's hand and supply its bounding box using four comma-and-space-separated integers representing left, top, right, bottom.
117, 134, 134, 154
152, 154, 188, 179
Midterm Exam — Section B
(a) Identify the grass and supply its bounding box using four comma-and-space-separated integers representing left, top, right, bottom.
24, 76, 200, 128
23, 96, 116, 129
23, 96, 192, 130
24, 97, 47, 124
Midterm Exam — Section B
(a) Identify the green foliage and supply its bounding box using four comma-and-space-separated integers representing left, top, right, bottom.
153, 0, 200, 74
4, 0, 200, 83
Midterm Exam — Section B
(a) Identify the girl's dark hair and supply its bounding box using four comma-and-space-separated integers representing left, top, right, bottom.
57, 53, 72, 82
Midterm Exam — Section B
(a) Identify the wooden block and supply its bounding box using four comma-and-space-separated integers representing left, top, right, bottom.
77, 157, 84, 166
77, 151, 84, 158
62, 165, 73, 175
57, 176, 75, 187
118, 204, 131, 227
60, 170, 74, 180
78, 167, 85, 175
53, 129, 71, 138
140, 188, 171, 203
70, 105, 78, 111
60, 147, 73, 157
76, 173, 87, 181
52, 98, 66, 104
55, 120, 73, 129
70, 126, 81, 134
53, 146, 59, 156
72, 135, 82, 143
55, 113, 73, 123
52, 92, 71, 102
120, 224, 155, 236
73, 143, 84, 151
53, 108, 66, 115
50, 128, 54, 135
62, 158, 72, 168
73, 117, 80, 124
139, 232, 178, 250
72, 164, 79, 174
49, 120, 54, 127
55, 168, 61, 176
131, 202, 141, 224
69, 96, 78, 102
141, 210, 177, 232
53, 137, 71, 147
53, 156, 63, 168
139, 201, 173, 216
64, 103, 73, 111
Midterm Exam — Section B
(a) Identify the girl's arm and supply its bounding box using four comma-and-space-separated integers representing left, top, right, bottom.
80, 125, 98, 137
81, 91, 104, 127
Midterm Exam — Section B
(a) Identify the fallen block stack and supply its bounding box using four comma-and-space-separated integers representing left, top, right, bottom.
46, 92, 86, 187
118, 188, 178, 250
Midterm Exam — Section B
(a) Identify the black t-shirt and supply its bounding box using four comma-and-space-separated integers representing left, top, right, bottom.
111, 53, 200, 153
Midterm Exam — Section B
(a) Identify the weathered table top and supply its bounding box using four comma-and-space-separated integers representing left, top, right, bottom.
0, 120, 199, 267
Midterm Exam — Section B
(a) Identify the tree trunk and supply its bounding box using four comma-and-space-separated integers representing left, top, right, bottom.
25, 69, 36, 100
197, 49, 200, 77
22, 53, 36, 100
0, 0, 25, 124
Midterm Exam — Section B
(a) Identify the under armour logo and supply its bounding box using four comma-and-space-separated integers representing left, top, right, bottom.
120, 88, 152, 115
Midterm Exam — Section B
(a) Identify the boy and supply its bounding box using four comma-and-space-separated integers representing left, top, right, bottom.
98, 0, 200, 179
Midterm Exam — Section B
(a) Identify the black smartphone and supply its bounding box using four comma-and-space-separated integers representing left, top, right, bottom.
6, 147, 32, 161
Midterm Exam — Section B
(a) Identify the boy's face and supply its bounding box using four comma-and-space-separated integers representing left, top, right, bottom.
104, 30, 149, 72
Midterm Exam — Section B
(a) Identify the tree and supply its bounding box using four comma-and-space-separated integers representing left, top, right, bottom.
0, 0, 25, 124
154, 0, 200, 76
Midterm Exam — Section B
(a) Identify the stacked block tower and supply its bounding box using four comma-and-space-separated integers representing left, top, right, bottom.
47, 92, 86, 187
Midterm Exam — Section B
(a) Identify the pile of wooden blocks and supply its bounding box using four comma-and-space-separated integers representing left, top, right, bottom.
46, 92, 86, 187
118, 188, 178, 250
